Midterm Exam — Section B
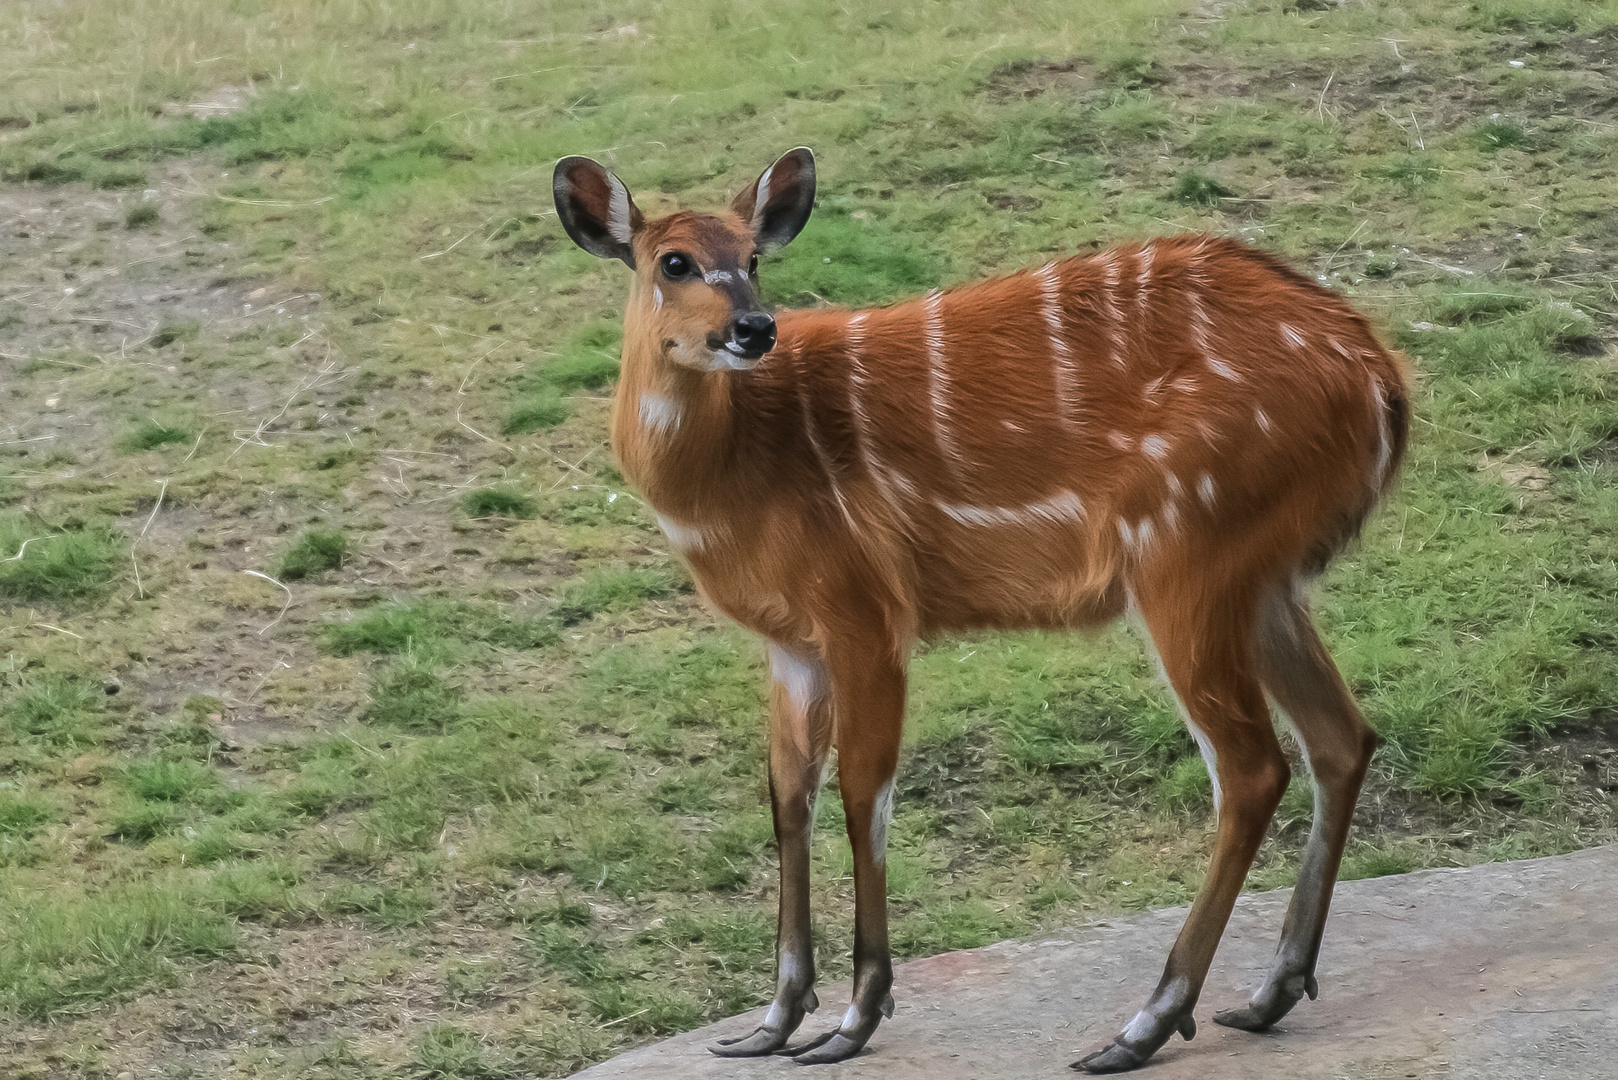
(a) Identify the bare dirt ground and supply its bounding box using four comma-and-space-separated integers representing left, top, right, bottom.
578, 845, 1618, 1080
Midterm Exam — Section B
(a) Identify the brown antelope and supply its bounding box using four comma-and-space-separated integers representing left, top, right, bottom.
553, 147, 1408, 1072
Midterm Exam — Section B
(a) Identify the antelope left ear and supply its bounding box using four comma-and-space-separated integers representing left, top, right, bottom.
731, 147, 815, 253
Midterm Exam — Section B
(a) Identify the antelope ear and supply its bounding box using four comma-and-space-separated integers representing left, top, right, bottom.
731, 147, 815, 253
553, 156, 643, 268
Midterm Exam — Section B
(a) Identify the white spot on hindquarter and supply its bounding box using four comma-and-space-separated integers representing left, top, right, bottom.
1160, 498, 1180, 535
925, 290, 963, 470
1280, 323, 1306, 350
870, 779, 895, 867
1036, 262, 1080, 424
1197, 473, 1216, 508
1141, 434, 1169, 459
1255, 408, 1273, 434
638, 393, 681, 435
655, 513, 705, 553
1117, 517, 1153, 552
1208, 356, 1240, 381
1108, 430, 1134, 452
605, 174, 634, 244
1329, 336, 1352, 359
1165, 472, 1184, 498
937, 489, 1085, 529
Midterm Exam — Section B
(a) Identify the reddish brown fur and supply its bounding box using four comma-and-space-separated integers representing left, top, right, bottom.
568, 153, 1409, 1069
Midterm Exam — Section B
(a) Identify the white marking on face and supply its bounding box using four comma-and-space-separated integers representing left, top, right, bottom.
1141, 434, 1169, 459
638, 392, 681, 435
1207, 357, 1240, 381
652, 286, 663, 310
870, 779, 895, 866
605, 174, 634, 244
925, 291, 962, 469
1036, 262, 1079, 424
770, 644, 824, 712
1197, 472, 1216, 508
1255, 408, 1273, 434
703, 269, 734, 285
937, 489, 1085, 529
1280, 323, 1306, 350
656, 513, 705, 553
753, 163, 775, 224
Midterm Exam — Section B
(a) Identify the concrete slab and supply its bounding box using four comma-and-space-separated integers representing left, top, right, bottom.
574, 845, 1617, 1079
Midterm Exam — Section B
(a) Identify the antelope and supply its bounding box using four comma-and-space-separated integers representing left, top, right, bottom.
553, 147, 1409, 1072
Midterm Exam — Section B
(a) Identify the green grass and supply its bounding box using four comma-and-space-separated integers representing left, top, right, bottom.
278, 527, 349, 581
1, 0, 1617, 1075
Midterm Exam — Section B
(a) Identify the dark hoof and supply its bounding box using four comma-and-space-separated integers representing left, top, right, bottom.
710, 1025, 792, 1057
793, 1033, 868, 1065
1211, 1004, 1276, 1032
1073, 1040, 1147, 1074
1212, 972, 1315, 1032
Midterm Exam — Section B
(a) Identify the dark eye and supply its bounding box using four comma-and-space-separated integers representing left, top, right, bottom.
661, 253, 692, 279
748, 254, 759, 277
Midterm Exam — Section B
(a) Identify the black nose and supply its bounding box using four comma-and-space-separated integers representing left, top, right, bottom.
730, 312, 776, 357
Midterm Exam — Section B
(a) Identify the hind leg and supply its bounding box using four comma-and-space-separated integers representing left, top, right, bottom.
1213, 588, 1377, 1032
1076, 590, 1290, 1073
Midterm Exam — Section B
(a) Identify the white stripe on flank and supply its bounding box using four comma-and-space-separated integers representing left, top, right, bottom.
1100, 251, 1125, 368
638, 393, 681, 435
846, 313, 916, 509
925, 290, 963, 470
1280, 323, 1306, 350
937, 489, 1085, 529
799, 384, 860, 534
1037, 263, 1080, 425
1136, 241, 1155, 314
655, 513, 705, 553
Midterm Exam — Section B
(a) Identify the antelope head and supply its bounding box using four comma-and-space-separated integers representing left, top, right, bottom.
553, 147, 816, 371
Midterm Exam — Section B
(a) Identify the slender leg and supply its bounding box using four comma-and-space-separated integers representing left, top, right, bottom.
1213, 590, 1377, 1031
1076, 592, 1290, 1074
789, 632, 907, 1065
711, 644, 834, 1057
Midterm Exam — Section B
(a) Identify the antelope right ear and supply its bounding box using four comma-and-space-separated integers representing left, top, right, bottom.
553, 156, 643, 268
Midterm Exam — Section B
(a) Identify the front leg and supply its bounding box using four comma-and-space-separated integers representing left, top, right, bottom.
711, 644, 833, 1057
789, 636, 906, 1065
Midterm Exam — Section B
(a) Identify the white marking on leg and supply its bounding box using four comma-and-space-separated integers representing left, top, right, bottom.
1186, 719, 1223, 814
606, 174, 634, 244
1036, 262, 1080, 426
770, 644, 825, 713
638, 392, 681, 435
655, 513, 706, 553
925, 291, 963, 471
1197, 473, 1216, 508
937, 489, 1085, 529
1279, 323, 1306, 350
870, 779, 895, 867
1141, 434, 1169, 459
841, 1003, 863, 1030
1255, 408, 1273, 435
1123, 977, 1190, 1043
